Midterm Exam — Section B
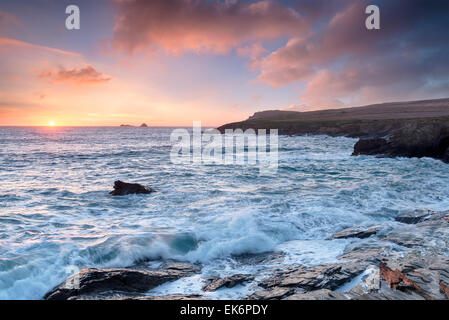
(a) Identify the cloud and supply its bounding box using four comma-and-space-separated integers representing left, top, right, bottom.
111, 0, 307, 54
237, 43, 268, 70
39, 65, 112, 85
0, 10, 21, 33
254, 0, 449, 107
0, 36, 81, 57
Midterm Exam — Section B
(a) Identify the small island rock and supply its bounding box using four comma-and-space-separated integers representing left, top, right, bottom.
109, 180, 154, 196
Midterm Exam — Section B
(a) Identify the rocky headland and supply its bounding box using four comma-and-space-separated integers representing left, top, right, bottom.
218, 98, 449, 163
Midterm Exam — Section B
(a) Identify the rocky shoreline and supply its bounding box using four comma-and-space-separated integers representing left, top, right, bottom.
45, 209, 449, 300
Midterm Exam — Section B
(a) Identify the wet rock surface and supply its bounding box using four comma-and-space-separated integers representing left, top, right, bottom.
379, 253, 449, 300
109, 180, 154, 196
203, 274, 255, 292
395, 209, 449, 224
257, 262, 368, 292
44, 261, 200, 300
249, 287, 294, 300
332, 225, 381, 239
70, 293, 204, 300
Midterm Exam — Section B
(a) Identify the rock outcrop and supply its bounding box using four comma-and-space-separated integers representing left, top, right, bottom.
203, 274, 254, 292
379, 254, 449, 300
395, 209, 449, 224
331, 225, 381, 239
352, 120, 449, 162
257, 262, 369, 292
140, 123, 148, 127
45, 261, 200, 300
109, 180, 154, 196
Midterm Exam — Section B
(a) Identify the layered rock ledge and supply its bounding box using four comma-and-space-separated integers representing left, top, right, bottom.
45, 261, 201, 300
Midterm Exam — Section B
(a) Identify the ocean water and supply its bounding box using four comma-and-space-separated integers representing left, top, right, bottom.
1, 126, 449, 300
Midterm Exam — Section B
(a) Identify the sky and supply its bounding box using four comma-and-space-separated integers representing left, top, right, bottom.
0, 0, 448, 126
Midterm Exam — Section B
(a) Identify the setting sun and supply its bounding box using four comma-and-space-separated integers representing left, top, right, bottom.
48, 120, 55, 126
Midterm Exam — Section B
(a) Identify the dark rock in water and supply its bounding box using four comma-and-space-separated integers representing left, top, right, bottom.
202, 274, 254, 291
395, 209, 449, 224
140, 123, 148, 127
351, 121, 449, 162
352, 138, 390, 156
395, 209, 434, 224
109, 180, 154, 196
332, 225, 381, 239
120, 124, 133, 127
44, 262, 201, 300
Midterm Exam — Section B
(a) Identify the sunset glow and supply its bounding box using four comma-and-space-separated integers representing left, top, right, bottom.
0, 1, 448, 127
48, 120, 55, 126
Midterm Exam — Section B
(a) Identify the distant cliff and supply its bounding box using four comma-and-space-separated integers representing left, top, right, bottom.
217, 98, 449, 163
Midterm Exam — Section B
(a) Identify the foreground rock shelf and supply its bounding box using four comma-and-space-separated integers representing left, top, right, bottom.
45, 210, 449, 300
45, 262, 201, 300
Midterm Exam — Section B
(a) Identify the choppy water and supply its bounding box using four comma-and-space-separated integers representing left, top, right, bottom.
1, 126, 449, 299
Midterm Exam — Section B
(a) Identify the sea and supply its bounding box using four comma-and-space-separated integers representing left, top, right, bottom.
1, 126, 449, 299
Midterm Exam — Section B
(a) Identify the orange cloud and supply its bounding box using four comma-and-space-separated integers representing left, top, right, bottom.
112, 0, 307, 55
39, 65, 112, 85
0, 36, 81, 57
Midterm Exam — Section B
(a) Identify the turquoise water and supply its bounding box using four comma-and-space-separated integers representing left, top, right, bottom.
1, 126, 449, 299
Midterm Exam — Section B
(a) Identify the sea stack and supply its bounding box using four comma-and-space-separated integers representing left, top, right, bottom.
109, 180, 154, 196
140, 123, 148, 127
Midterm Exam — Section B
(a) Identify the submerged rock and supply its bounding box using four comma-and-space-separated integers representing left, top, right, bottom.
109, 180, 154, 196
203, 274, 254, 292
44, 262, 201, 300
332, 225, 381, 239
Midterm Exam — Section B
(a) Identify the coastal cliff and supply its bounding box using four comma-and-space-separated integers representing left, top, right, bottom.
217, 98, 449, 162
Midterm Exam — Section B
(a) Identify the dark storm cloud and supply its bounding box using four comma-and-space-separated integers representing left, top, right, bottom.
258, 0, 449, 107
